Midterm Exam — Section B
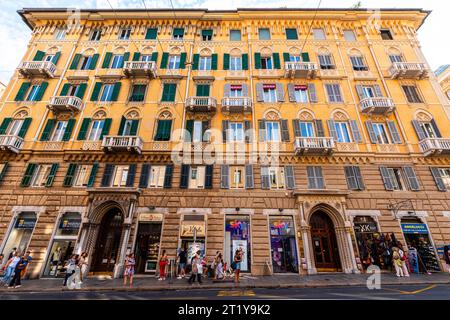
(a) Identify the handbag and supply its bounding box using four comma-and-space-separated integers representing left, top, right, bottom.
231, 262, 237, 270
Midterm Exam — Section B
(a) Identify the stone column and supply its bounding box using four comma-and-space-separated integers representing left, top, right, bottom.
345, 223, 360, 274
113, 198, 136, 279
299, 201, 316, 274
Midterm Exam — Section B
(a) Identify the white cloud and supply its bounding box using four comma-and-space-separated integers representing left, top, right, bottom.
0, 0, 448, 84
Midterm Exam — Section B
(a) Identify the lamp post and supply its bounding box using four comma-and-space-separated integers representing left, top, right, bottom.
388, 199, 416, 220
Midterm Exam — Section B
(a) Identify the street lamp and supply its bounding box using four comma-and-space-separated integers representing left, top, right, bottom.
388, 199, 416, 220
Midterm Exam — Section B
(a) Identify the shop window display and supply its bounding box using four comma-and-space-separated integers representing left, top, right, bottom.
1, 212, 36, 265
225, 216, 251, 272
135, 223, 162, 274
269, 216, 298, 273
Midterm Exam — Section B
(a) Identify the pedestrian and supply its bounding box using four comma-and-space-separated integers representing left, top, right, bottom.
1, 252, 20, 286
8, 248, 17, 260
392, 248, 404, 277
398, 243, 410, 277
444, 246, 450, 275
188, 251, 203, 284
215, 253, 224, 280
233, 249, 243, 283
78, 252, 88, 283
8, 254, 29, 289
19, 251, 32, 280
0, 254, 4, 276
177, 246, 188, 280
63, 255, 78, 287
123, 253, 135, 287
158, 250, 168, 281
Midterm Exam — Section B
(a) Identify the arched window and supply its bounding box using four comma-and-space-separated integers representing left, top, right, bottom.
349, 49, 368, 71
154, 111, 173, 142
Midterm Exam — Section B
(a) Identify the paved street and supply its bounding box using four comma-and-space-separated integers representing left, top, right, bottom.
0, 284, 449, 300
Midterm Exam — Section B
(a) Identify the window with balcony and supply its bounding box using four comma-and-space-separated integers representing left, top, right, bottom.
89, 29, 102, 41
230, 87, 243, 97
44, 54, 55, 62
196, 84, 210, 97
230, 30, 241, 41
380, 29, 394, 40
110, 55, 125, 69
286, 28, 298, 40
372, 123, 391, 144
230, 56, 242, 71
112, 165, 130, 187
6, 120, 24, 136
389, 55, 403, 63
50, 121, 68, 142
312, 28, 326, 40
55, 27, 67, 40
294, 85, 309, 103
121, 119, 137, 136
202, 29, 213, 41
140, 55, 153, 62
31, 165, 53, 187
100, 84, 115, 102
189, 166, 206, 189
148, 166, 167, 188
402, 85, 423, 103
343, 30, 357, 41
199, 56, 212, 71
318, 54, 335, 70
129, 84, 146, 102
88, 120, 105, 141
418, 121, 438, 139
259, 28, 271, 40
299, 122, 315, 137
168, 55, 181, 69
350, 56, 368, 71
119, 28, 131, 40
266, 121, 281, 142
334, 122, 352, 143
263, 85, 277, 103
325, 84, 343, 103
173, 28, 184, 40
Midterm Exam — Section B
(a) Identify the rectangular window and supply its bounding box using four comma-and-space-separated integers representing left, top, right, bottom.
26, 85, 41, 101
230, 56, 242, 71
230, 87, 243, 97
44, 55, 55, 62
100, 84, 114, 102
6, 120, 24, 136
438, 168, 450, 189
230, 166, 245, 189
55, 27, 67, 40
362, 86, 376, 98
286, 28, 298, 40
263, 85, 277, 103
230, 30, 241, 41
290, 55, 301, 62
193, 121, 203, 143
80, 56, 93, 70
168, 55, 181, 69
149, 166, 166, 188
202, 30, 213, 41
402, 86, 423, 103
119, 28, 131, 40
266, 121, 281, 142
73, 165, 93, 187
350, 56, 368, 71
110, 55, 124, 69
112, 165, 129, 187
268, 167, 285, 190
129, 85, 146, 102
312, 28, 326, 40
189, 166, 206, 189
50, 121, 68, 142
345, 166, 364, 191
325, 84, 343, 103
161, 84, 176, 102
259, 28, 271, 40
261, 57, 273, 70
380, 29, 394, 40
88, 120, 105, 141
199, 56, 212, 71
299, 122, 315, 137
344, 30, 357, 41
318, 55, 335, 70
90, 29, 102, 41
294, 85, 309, 103
335, 122, 352, 143
372, 123, 391, 144
420, 122, 437, 139
307, 166, 325, 189
387, 168, 406, 191
229, 122, 244, 142
173, 28, 184, 40
122, 119, 134, 136
31, 164, 52, 187
141, 55, 152, 62
389, 55, 403, 63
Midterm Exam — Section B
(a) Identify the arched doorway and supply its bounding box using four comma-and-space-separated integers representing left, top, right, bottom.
310, 211, 342, 272
90, 208, 124, 273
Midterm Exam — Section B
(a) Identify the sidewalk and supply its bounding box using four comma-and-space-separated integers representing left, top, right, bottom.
1, 273, 450, 293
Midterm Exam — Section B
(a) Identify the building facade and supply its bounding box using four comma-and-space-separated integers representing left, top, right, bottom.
0, 8, 449, 279
0, 82, 6, 101
436, 65, 450, 103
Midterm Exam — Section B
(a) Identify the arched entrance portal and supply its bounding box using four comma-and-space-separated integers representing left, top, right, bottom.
91, 208, 124, 273
310, 211, 342, 272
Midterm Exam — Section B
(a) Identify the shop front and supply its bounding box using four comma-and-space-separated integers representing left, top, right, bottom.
269, 216, 298, 273
134, 213, 163, 274
224, 215, 251, 272
180, 215, 206, 262
401, 218, 441, 273
1, 212, 37, 265
43, 212, 82, 277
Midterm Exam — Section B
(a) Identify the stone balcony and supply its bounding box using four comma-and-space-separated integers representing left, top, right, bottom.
102, 136, 143, 154
185, 97, 217, 112
123, 61, 158, 78
359, 97, 395, 115
47, 96, 83, 113
221, 97, 252, 113
0, 135, 24, 153
284, 62, 318, 79
419, 138, 450, 157
18, 61, 57, 78
389, 62, 429, 80
294, 137, 335, 155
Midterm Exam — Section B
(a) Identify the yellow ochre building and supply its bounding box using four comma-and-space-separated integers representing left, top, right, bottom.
0, 7, 449, 279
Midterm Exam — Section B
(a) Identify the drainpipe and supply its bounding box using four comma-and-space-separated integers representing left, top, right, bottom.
248, 24, 257, 164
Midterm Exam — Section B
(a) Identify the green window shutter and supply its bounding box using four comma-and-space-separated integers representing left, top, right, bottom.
77, 118, 91, 140
60, 83, 70, 96
75, 83, 87, 99
100, 119, 112, 140
111, 82, 121, 101
0, 163, 9, 183
132, 52, 141, 62
145, 28, 158, 40
192, 54, 200, 70
139, 164, 151, 188
118, 116, 126, 136
123, 52, 130, 64
15, 82, 30, 102
18, 118, 32, 139
102, 52, 113, 68
211, 54, 218, 70
185, 120, 194, 142
35, 82, 49, 101
70, 54, 82, 70
151, 52, 159, 63
283, 52, 291, 63
254, 53, 261, 69
179, 53, 187, 69
40, 119, 55, 141
273, 53, 281, 69
223, 53, 230, 70
63, 164, 78, 187
87, 163, 99, 188
0, 118, 12, 135
160, 52, 169, 69
33, 50, 45, 61
301, 52, 310, 62
242, 54, 249, 70
21, 163, 37, 187
45, 164, 59, 187
155, 120, 172, 141
162, 84, 176, 102
90, 82, 102, 101
89, 54, 100, 70
196, 85, 210, 97
163, 165, 173, 189
62, 119, 76, 141
130, 120, 139, 136
51, 52, 61, 65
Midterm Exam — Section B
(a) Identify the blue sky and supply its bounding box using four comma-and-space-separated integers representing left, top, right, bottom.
0, 0, 448, 84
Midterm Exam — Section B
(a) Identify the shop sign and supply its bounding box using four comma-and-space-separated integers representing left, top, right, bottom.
354, 222, 378, 233
15, 218, 36, 229
139, 213, 163, 222
59, 219, 81, 230
401, 223, 428, 234
181, 222, 206, 237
